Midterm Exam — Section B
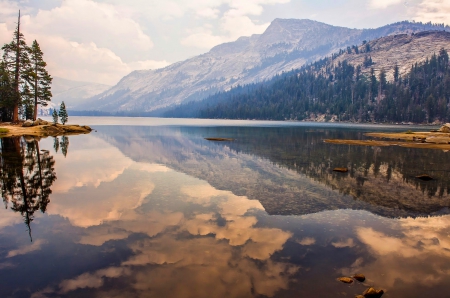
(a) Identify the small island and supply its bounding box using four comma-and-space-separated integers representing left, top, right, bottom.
325, 123, 450, 150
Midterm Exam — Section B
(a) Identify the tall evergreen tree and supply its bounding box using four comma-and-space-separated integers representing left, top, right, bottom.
0, 62, 15, 121
52, 108, 58, 124
59, 101, 68, 125
1, 11, 31, 122
29, 40, 52, 121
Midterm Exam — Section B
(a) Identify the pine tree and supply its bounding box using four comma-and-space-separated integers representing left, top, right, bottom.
1, 11, 31, 122
60, 136, 69, 157
394, 64, 399, 82
29, 40, 52, 121
52, 108, 58, 124
0, 61, 15, 121
58, 101, 68, 125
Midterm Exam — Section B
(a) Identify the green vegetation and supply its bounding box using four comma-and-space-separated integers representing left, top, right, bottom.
1, 11, 52, 122
59, 102, 68, 125
52, 109, 58, 124
165, 48, 450, 124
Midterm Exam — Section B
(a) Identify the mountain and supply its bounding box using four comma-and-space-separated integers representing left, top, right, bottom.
43, 77, 111, 114
170, 31, 450, 123
76, 19, 450, 114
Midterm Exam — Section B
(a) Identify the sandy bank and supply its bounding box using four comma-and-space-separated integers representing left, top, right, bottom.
0, 122, 92, 138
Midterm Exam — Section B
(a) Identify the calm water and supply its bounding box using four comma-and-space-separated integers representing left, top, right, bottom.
0, 118, 449, 298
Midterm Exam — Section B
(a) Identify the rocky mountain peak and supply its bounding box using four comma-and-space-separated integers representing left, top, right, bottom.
78, 19, 450, 114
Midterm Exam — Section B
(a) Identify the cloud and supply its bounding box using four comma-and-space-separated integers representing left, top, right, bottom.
354, 215, 450, 288
7, 239, 47, 258
296, 237, 316, 246
35, 161, 297, 298
413, 0, 450, 24
0, 0, 168, 84
23, 0, 153, 60
369, 0, 403, 9
332, 238, 355, 248
181, 14, 270, 49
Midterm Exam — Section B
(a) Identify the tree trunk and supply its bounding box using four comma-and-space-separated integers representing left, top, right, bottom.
13, 11, 21, 123
34, 66, 38, 121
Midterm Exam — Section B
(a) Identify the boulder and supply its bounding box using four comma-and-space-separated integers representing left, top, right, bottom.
22, 120, 34, 127
363, 287, 384, 297
338, 277, 353, 283
353, 273, 366, 282
36, 118, 49, 125
438, 123, 450, 133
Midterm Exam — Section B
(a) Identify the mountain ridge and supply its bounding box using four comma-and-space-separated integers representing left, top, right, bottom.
75, 19, 450, 114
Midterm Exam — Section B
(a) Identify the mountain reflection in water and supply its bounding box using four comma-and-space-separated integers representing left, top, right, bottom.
0, 122, 450, 298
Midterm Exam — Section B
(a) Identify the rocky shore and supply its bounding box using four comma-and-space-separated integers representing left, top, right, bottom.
325, 123, 450, 150
0, 119, 92, 137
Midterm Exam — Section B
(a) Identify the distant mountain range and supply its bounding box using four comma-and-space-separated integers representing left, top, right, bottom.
72, 19, 450, 114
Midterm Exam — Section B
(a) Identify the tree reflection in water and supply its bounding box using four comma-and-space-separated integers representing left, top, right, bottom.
0, 137, 57, 241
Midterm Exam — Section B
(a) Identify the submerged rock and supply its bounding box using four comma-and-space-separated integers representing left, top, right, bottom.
333, 167, 348, 173
363, 287, 384, 297
338, 277, 353, 283
415, 174, 434, 181
353, 273, 366, 282
205, 138, 234, 141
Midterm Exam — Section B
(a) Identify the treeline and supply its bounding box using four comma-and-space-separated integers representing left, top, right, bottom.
0, 12, 52, 122
165, 48, 450, 123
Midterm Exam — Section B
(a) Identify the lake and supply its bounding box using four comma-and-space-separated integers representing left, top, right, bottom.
1, 117, 449, 298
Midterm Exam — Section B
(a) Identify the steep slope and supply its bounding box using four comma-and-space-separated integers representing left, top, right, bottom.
79, 19, 449, 113
51, 77, 111, 108
332, 31, 450, 80
168, 31, 450, 123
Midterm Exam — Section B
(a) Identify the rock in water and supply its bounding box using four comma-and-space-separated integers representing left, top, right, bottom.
438, 123, 450, 133
363, 287, 384, 297
353, 274, 366, 282
415, 174, 434, 181
338, 277, 353, 283
333, 167, 348, 173
205, 138, 234, 141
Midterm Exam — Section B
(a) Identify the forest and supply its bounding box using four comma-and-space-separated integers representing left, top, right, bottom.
165, 48, 450, 123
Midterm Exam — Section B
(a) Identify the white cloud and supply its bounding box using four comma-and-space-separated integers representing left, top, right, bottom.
0, 0, 168, 84
413, 0, 450, 24
7, 239, 47, 258
23, 0, 153, 59
181, 15, 270, 49
296, 237, 316, 246
369, 0, 403, 9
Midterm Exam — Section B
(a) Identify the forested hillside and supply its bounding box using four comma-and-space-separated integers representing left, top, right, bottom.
165, 39, 450, 123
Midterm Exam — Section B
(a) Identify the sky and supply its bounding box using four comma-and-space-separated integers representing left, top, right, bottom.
0, 0, 449, 86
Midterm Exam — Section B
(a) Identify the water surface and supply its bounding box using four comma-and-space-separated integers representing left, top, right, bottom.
0, 118, 449, 298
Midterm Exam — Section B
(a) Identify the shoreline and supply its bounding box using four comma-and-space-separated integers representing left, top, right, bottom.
0, 122, 92, 138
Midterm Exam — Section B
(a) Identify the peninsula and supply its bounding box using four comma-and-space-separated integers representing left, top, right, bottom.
0, 119, 92, 138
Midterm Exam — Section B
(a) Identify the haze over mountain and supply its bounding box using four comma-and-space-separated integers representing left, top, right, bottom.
43, 77, 111, 113
74, 19, 450, 114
